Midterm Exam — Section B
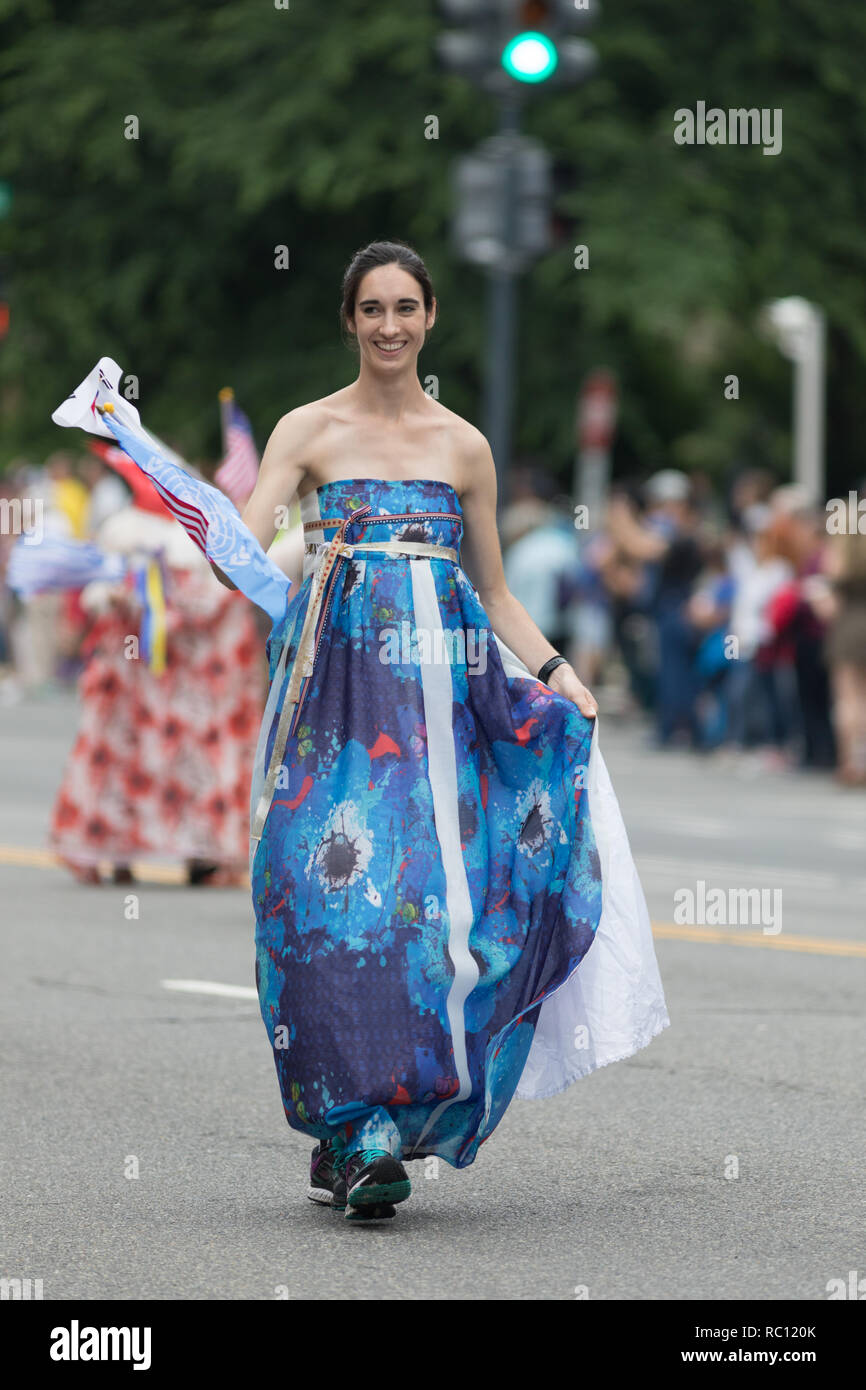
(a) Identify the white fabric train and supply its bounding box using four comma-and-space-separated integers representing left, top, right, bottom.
493, 634, 671, 1100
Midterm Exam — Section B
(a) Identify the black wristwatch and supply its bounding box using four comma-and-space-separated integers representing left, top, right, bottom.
537, 654, 569, 685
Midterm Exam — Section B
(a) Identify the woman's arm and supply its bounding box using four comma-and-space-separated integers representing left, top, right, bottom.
209, 408, 312, 589
459, 431, 597, 719
606, 493, 668, 561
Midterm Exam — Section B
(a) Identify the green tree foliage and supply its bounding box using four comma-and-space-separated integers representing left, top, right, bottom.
1, 0, 864, 496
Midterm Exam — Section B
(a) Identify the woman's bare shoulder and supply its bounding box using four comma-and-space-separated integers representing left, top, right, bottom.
265, 391, 353, 463
271, 390, 348, 435
430, 403, 494, 496
423, 397, 492, 464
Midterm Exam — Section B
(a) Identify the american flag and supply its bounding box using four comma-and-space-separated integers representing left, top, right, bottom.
100, 408, 289, 625
215, 398, 259, 508
52, 357, 290, 626
106, 414, 212, 557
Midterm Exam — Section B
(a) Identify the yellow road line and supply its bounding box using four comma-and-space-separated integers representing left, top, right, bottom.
0, 845, 200, 886
0, 845, 57, 868
652, 923, 866, 958
1, 845, 865, 957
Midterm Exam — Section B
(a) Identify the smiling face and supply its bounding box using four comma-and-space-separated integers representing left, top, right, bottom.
347, 263, 436, 372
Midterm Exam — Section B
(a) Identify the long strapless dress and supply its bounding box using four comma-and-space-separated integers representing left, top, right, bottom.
250, 478, 669, 1168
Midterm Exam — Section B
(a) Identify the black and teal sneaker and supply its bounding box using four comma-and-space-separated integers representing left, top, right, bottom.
308, 1141, 347, 1210
345, 1201, 397, 1223
342, 1148, 411, 1217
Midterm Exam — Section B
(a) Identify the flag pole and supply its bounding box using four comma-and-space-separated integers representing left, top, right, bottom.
218, 386, 233, 462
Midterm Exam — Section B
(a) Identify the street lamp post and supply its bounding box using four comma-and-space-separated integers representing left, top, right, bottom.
763, 296, 827, 503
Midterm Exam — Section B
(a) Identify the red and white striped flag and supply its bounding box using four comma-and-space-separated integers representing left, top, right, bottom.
215, 390, 259, 508
51, 358, 290, 626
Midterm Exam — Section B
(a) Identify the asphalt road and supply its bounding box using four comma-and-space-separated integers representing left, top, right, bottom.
2, 692, 865, 1300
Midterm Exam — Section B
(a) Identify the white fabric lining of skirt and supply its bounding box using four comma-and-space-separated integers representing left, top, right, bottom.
406, 559, 480, 1151
491, 632, 671, 1100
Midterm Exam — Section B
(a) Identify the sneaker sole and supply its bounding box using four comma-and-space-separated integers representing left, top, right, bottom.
345, 1202, 397, 1222
347, 1178, 411, 1207
307, 1185, 336, 1205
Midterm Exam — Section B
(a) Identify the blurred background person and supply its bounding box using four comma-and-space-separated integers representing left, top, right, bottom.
8, 456, 83, 695
49, 489, 265, 885
766, 487, 837, 771
501, 468, 580, 657
724, 502, 794, 764
606, 470, 704, 747
43, 451, 90, 540
729, 468, 777, 527
80, 452, 131, 536
684, 537, 735, 750
595, 482, 657, 716
818, 487, 866, 785
561, 526, 616, 693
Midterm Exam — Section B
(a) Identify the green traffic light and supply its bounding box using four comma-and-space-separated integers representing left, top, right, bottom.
501, 31, 558, 83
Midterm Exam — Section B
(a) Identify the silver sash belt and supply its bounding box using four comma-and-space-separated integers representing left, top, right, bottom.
251, 537, 459, 843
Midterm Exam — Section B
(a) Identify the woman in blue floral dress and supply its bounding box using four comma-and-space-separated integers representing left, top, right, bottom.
235, 241, 669, 1222
52, 243, 669, 1224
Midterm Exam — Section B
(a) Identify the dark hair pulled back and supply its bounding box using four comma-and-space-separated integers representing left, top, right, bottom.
340, 240, 435, 341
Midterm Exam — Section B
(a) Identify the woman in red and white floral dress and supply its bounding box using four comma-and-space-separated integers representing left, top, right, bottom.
50, 503, 265, 885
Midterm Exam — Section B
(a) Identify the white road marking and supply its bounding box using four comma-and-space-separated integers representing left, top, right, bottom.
634, 855, 866, 893
161, 979, 257, 1000
656, 817, 735, 838
824, 830, 866, 851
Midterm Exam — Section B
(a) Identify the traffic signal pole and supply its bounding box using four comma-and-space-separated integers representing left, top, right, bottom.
437, 1, 600, 515
484, 94, 521, 515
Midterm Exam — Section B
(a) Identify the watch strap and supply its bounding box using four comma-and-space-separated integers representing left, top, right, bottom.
537, 654, 569, 685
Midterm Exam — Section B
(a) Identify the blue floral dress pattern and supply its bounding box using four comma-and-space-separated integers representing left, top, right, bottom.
252, 479, 606, 1168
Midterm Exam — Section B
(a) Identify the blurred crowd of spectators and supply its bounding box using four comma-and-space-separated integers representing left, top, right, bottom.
3, 452, 866, 788
502, 466, 866, 787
